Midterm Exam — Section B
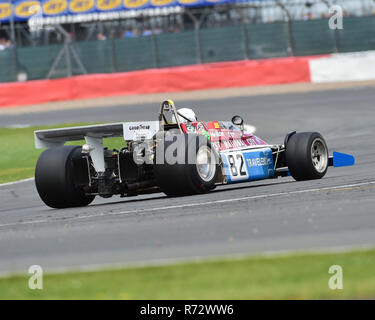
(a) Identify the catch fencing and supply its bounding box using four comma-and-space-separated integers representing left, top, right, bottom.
1, 15, 375, 82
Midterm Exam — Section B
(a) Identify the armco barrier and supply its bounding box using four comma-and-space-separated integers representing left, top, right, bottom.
0, 56, 312, 108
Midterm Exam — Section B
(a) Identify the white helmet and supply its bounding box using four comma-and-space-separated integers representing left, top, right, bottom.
172, 108, 197, 124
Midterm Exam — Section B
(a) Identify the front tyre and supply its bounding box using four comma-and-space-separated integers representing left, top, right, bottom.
35, 146, 95, 209
286, 132, 328, 181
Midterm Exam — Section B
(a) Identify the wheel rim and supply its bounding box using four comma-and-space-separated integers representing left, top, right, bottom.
196, 146, 216, 182
311, 138, 328, 173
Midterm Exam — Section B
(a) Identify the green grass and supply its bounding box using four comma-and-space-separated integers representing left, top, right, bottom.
1, 125, 375, 299
1, 248, 375, 299
0, 124, 126, 184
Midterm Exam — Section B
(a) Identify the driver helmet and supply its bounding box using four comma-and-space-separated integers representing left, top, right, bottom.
172, 108, 197, 124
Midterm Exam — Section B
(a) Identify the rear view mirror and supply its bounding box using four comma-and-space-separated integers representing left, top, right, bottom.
232, 115, 244, 126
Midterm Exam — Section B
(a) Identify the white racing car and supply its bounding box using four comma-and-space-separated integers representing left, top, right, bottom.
34, 100, 355, 208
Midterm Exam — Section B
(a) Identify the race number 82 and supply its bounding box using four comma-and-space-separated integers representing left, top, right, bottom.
226, 153, 248, 181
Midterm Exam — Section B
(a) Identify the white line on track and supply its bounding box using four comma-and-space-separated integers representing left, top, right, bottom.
0, 180, 374, 229
1, 243, 374, 278
0, 177, 34, 188
108, 180, 375, 216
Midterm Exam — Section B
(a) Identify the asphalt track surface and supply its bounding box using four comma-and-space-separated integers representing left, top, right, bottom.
1, 86, 375, 274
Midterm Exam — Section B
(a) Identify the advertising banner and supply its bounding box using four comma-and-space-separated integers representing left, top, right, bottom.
0, 0, 243, 22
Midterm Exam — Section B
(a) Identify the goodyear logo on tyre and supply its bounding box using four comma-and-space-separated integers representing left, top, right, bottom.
15, 1, 41, 18
97, 0, 121, 11
0, 3, 12, 20
43, 0, 67, 15
150, 0, 174, 6
69, 0, 94, 13
124, 0, 148, 9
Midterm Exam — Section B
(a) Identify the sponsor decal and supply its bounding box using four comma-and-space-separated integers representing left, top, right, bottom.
97, 0, 121, 11
15, 1, 41, 18
128, 124, 151, 131
244, 136, 266, 146
243, 149, 274, 181
209, 129, 241, 141
196, 123, 205, 132
43, 0, 67, 15
124, 0, 148, 8
186, 124, 196, 133
150, 0, 174, 6
69, 0, 94, 13
202, 131, 211, 140
207, 121, 223, 130
246, 156, 272, 167
123, 121, 159, 141
177, 0, 198, 3
221, 139, 246, 150
245, 137, 257, 146
195, 123, 211, 140
207, 131, 264, 150
0, 3, 12, 19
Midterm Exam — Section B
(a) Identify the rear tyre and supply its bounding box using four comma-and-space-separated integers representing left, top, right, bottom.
35, 146, 95, 209
286, 132, 328, 181
154, 134, 219, 196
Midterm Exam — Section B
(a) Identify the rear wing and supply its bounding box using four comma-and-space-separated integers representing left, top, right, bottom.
35, 122, 160, 173
34, 121, 160, 149
34, 99, 178, 149
34, 123, 124, 149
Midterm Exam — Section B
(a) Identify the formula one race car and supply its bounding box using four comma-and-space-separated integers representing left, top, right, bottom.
34, 100, 355, 209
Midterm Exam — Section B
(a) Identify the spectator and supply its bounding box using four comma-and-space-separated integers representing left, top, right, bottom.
131, 28, 139, 37
123, 30, 133, 38
303, 13, 312, 20
154, 28, 162, 35
0, 38, 11, 50
97, 33, 107, 41
142, 28, 152, 36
